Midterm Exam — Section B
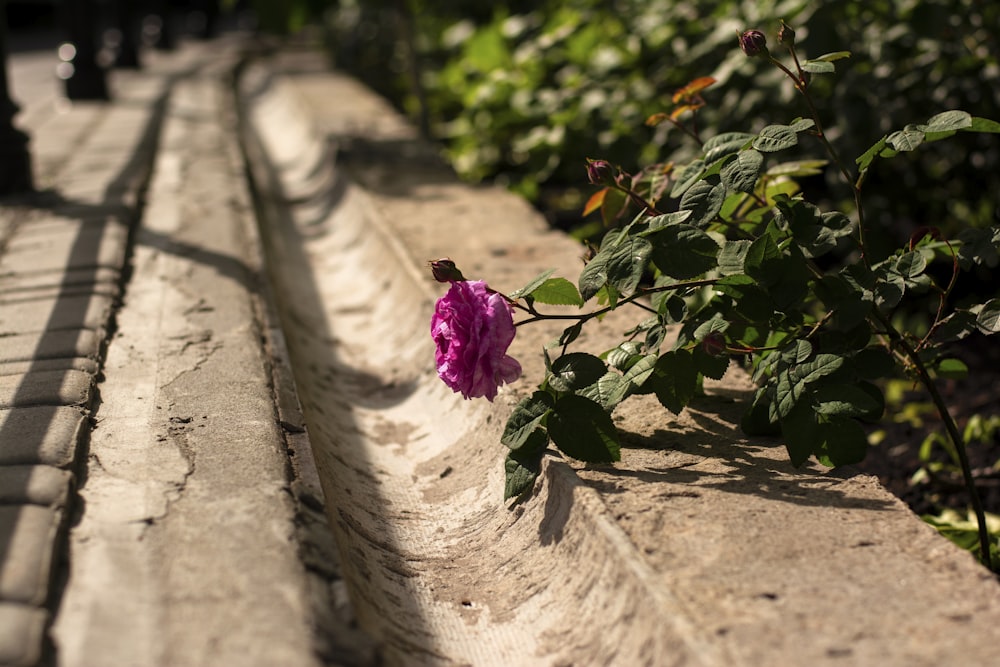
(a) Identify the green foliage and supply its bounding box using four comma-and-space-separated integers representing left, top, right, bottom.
467, 20, 1000, 572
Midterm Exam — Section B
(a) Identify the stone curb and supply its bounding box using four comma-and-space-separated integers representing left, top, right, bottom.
241, 49, 1000, 666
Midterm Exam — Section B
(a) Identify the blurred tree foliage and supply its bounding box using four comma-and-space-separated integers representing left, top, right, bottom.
321, 0, 999, 253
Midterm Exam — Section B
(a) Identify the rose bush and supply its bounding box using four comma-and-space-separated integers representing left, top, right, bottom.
431, 276, 522, 401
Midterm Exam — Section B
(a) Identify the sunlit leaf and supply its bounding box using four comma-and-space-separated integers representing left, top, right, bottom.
672, 76, 717, 103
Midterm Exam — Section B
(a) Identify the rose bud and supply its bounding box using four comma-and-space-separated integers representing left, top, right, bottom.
739, 29, 768, 57
429, 258, 466, 283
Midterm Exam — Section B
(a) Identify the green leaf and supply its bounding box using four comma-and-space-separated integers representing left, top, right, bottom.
781, 401, 820, 467
577, 372, 631, 410
510, 269, 555, 300
812, 384, 884, 418
717, 240, 752, 276
967, 117, 1000, 134
886, 125, 925, 152
531, 277, 584, 306
813, 50, 851, 63
703, 132, 755, 164
504, 435, 547, 500
895, 250, 928, 280
640, 210, 693, 234
743, 233, 783, 284
547, 395, 621, 463
934, 358, 969, 380
501, 392, 554, 450
767, 159, 827, 177
815, 417, 869, 467
650, 350, 698, 414
579, 250, 610, 302
856, 135, 888, 173
604, 234, 652, 297
622, 353, 658, 388
773, 369, 805, 420
559, 322, 584, 346
852, 348, 895, 380
801, 60, 835, 74
549, 353, 607, 393
976, 299, 1000, 334
920, 110, 973, 133
721, 149, 764, 194
679, 179, 725, 227
649, 224, 720, 279
670, 159, 706, 198
753, 125, 799, 152
793, 353, 845, 385
789, 118, 816, 133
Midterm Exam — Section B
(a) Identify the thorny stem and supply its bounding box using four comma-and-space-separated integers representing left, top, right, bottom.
874, 310, 994, 569
509, 278, 718, 327
769, 51, 871, 265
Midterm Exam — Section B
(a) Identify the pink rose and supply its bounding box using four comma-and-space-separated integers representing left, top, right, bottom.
431, 280, 521, 401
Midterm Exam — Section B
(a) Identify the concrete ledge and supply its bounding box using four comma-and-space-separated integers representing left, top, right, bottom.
241, 50, 1000, 666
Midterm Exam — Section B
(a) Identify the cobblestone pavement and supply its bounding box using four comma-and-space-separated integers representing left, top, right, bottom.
0, 35, 368, 667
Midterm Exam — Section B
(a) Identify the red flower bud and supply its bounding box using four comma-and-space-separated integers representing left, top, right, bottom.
777, 21, 795, 46
429, 258, 466, 283
586, 159, 617, 187
701, 332, 727, 357
739, 29, 768, 57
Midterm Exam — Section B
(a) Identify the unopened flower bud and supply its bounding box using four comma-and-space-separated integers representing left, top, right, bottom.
701, 332, 727, 357
739, 29, 768, 57
429, 258, 466, 283
777, 21, 795, 46
586, 159, 617, 187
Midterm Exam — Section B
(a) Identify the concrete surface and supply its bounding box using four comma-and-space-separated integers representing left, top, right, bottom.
1, 27, 999, 667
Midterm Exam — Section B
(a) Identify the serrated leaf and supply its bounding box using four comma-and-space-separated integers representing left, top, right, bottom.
510, 269, 556, 300
721, 149, 764, 194
504, 437, 547, 500
790, 118, 816, 133
753, 125, 799, 152
650, 350, 698, 414
605, 235, 652, 297
780, 401, 819, 467
578, 252, 609, 302
813, 384, 884, 418
679, 180, 725, 227
921, 110, 973, 132
773, 370, 805, 420
639, 210, 693, 234
793, 354, 845, 384
895, 250, 928, 280
502, 392, 555, 450
549, 353, 608, 393
886, 126, 925, 152
702, 132, 755, 164
547, 395, 621, 463
622, 353, 658, 388
717, 240, 752, 276
670, 159, 706, 198
649, 223, 720, 279
577, 372, 631, 410
531, 278, 584, 306
976, 299, 1000, 333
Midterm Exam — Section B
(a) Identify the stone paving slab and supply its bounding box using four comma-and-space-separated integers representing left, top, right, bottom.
0, 603, 47, 667
0, 505, 62, 605
0, 407, 85, 468
0, 294, 114, 335
0, 330, 101, 365
0, 370, 93, 409
0, 466, 72, 506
